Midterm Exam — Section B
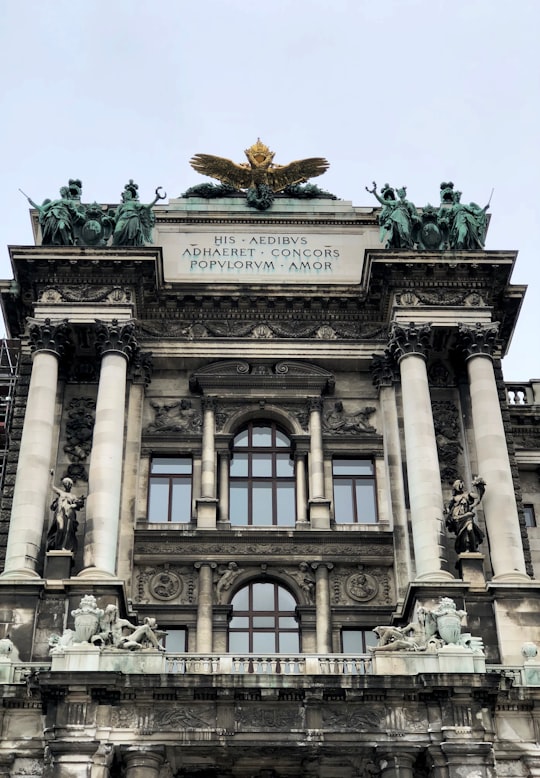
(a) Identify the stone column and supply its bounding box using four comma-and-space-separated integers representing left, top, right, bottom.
440, 741, 494, 778
196, 397, 218, 528
308, 398, 331, 528
81, 320, 136, 578
195, 561, 215, 652
2, 318, 70, 578
218, 451, 230, 523
313, 562, 332, 653
295, 452, 308, 524
123, 747, 164, 778
372, 352, 412, 598
459, 323, 528, 580
378, 749, 417, 778
388, 323, 452, 581
47, 740, 99, 777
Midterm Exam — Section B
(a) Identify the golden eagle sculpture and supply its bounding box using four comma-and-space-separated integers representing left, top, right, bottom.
189, 139, 330, 210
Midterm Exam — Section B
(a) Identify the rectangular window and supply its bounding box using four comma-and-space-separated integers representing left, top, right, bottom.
162, 627, 187, 653
524, 504, 537, 528
332, 459, 377, 523
341, 628, 378, 653
148, 457, 192, 523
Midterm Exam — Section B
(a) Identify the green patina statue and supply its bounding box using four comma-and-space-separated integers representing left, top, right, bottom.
112, 181, 166, 247
22, 179, 85, 246
367, 180, 491, 251
365, 182, 420, 249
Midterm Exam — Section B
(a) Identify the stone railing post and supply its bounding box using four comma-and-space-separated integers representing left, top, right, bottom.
308, 398, 330, 528
388, 322, 452, 581
2, 318, 71, 578
459, 322, 528, 580
81, 320, 136, 578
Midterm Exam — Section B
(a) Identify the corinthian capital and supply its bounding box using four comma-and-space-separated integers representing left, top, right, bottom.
371, 351, 397, 389
388, 321, 432, 362
28, 317, 72, 357
458, 322, 500, 359
95, 319, 137, 360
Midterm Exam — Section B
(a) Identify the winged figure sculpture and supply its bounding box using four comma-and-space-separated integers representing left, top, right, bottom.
190, 139, 329, 193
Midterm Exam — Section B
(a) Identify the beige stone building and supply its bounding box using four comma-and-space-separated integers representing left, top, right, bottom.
0, 180, 539, 777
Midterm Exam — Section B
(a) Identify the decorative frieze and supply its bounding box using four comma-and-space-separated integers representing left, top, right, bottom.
144, 399, 202, 434
322, 401, 377, 434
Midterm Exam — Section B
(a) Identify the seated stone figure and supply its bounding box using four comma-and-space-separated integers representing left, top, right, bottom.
92, 605, 165, 651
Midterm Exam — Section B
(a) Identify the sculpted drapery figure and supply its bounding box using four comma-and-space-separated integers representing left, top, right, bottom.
112, 180, 166, 247
23, 180, 85, 246
92, 604, 165, 651
445, 476, 486, 553
365, 182, 419, 249
47, 476, 85, 553
438, 185, 489, 250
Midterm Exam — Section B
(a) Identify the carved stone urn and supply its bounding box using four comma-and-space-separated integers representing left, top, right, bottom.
436, 611, 463, 645
71, 595, 103, 643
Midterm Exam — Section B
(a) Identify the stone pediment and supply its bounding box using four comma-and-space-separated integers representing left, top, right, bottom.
189, 360, 335, 395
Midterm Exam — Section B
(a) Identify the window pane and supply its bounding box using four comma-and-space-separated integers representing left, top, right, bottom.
171, 479, 191, 522
234, 430, 249, 447
164, 628, 187, 653
229, 632, 249, 653
252, 426, 272, 446
276, 482, 295, 526
229, 617, 249, 629
148, 480, 170, 522
334, 480, 355, 523
275, 430, 290, 447
356, 481, 377, 523
253, 616, 275, 628
252, 483, 273, 525
524, 505, 537, 527
253, 632, 275, 653
232, 588, 249, 610
230, 453, 248, 477
279, 617, 297, 628
230, 483, 248, 525
278, 588, 296, 610
252, 453, 272, 477
276, 453, 294, 476
333, 459, 373, 476
277, 632, 299, 653
151, 457, 191, 474
253, 583, 275, 610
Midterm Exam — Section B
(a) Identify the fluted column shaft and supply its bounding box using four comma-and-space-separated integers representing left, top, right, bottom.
389, 323, 451, 581
314, 562, 332, 653
196, 562, 215, 652
460, 323, 527, 580
3, 319, 69, 578
82, 320, 136, 577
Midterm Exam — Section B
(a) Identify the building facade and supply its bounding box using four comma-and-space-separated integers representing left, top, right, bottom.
0, 167, 539, 777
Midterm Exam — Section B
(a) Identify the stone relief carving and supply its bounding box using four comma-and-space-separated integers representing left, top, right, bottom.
322, 401, 377, 434
323, 704, 384, 729
331, 567, 390, 605
280, 562, 315, 605
38, 285, 132, 304
432, 400, 462, 483
153, 705, 214, 730
144, 399, 202, 434
214, 401, 309, 432
134, 541, 393, 559
370, 597, 483, 653
215, 562, 241, 603
63, 397, 96, 463
394, 289, 486, 307
235, 706, 301, 729
134, 566, 195, 604
139, 319, 387, 341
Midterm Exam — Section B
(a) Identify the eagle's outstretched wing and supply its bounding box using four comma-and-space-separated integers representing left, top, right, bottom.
190, 154, 252, 190
269, 157, 330, 192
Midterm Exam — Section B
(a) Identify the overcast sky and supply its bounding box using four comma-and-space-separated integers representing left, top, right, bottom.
0, 0, 538, 379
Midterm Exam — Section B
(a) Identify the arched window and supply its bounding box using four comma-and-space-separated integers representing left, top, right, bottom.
228, 581, 299, 653
229, 421, 295, 526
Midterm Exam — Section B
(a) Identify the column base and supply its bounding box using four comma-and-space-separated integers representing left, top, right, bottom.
45, 550, 74, 579
76, 566, 119, 580
491, 571, 532, 583
414, 569, 455, 582
457, 552, 486, 586
0, 567, 41, 580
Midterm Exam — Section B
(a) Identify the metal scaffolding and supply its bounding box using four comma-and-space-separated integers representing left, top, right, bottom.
0, 339, 20, 491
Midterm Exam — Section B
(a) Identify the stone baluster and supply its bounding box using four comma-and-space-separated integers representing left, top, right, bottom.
81, 320, 136, 578
388, 322, 452, 581
123, 747, 165, 778
2, 318, 70, 578
459, 322, 528, 580
197, 397, 218, 528
308, 398, 330, 528
195, 561, 216, 652
372, 352, 413, 598
313, 562, 333, 653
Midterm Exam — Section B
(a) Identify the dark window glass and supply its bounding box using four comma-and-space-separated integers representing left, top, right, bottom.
524, 504, 537, 528
228, 582, 299, 654
148, 457, 192, 523
341, 629, 378, 653
230, 422, 295, 526
332, 459, 378, 524
162, 627, 187, 653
